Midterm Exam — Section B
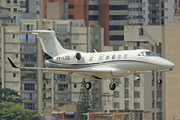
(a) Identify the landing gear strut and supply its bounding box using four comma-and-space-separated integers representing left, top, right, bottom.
109, 78, 120, 91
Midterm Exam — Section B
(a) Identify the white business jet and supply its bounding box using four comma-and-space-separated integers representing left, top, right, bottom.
8, 30, 175, 90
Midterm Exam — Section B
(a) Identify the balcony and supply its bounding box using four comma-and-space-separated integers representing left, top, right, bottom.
91, 39, 98, 44
148, 6, 159, 10
54, 97, 70, 101
21, 57, 37, 62
22, 97, 36, 101
54, 79, 70, 82
43, 97, 51, 99
148, 14, 159, 18
42, 88, 51, 91
21, 87, 37, 91
24, 107, 37, 110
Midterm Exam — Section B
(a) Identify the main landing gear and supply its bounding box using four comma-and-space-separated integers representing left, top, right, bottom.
109, 78, 120, 90
83, 76, 120, 91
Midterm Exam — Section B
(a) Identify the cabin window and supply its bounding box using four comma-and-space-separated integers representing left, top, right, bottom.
106, 55, 110, 60
112, 55, 116, 59
99, 55, 104, 61
124, 54, 127, 58
118, 54, 121, 59
90, 56, 93, 61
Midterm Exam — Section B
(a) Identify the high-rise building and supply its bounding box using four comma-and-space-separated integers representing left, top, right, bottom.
0, 0, 43, 19
1, 19, 105, 113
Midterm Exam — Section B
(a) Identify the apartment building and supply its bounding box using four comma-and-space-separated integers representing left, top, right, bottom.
0, 0, 43, 19
1, 19, 104, 113
0, 6, 15, 26
105, 25, 165, 120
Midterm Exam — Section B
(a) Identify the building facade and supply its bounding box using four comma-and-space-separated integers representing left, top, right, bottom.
1, 19, 105, 113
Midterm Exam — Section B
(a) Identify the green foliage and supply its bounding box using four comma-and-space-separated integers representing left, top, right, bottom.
1, 22, 8, 26
92, 24, 100, 27
76, 80, 91, 120
0, 102, 34, 120
64, 38, 70, 43
0, 88, 22, 103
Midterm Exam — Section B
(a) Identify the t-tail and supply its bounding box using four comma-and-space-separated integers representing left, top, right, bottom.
32, 30, 71, 59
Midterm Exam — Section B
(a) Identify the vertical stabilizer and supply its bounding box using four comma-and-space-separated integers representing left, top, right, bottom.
32, 30, 70, 58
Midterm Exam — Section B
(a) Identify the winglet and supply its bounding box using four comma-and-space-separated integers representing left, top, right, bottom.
7, 57, 18, 68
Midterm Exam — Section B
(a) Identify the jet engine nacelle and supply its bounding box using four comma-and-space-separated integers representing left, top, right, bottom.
53, 52, 82, 64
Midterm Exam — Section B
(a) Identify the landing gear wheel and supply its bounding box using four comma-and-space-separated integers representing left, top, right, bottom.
85, 82, 91, 90
109, 83, 116, 90
157, 79, 162, 84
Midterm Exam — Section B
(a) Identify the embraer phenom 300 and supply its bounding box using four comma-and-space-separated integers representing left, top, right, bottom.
8, 30, 175, 90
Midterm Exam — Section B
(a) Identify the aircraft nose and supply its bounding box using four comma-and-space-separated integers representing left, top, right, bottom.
163, 59, 175, 69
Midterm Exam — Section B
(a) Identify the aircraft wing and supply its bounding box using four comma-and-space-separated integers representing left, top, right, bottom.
7, 57, 112, 78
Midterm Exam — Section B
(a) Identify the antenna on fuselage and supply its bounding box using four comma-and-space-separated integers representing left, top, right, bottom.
93, 49, 97, 53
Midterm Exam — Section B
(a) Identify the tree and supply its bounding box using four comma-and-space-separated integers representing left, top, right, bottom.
0, 88, 22, 103
76, 80, 91, 120
0, 102, 34, 120
1, 22, 8, 26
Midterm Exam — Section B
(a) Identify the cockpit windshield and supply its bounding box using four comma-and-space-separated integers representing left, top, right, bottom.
138, 51, 157, 57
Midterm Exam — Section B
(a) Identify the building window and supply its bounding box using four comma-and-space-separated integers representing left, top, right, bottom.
13, 83, 19, 87
114, 102, 119, 108
73, 35, 79, 40
14, 0, 17, 3
36, 1, 40, 5
57, 24, 68, 32
125, 89, 129, 98
109, 5, 127, 10
109, 15, 127, 20
68, 5, 74, 9
36, 11, 40, 14
89, 15, 98, 20
124, 78, 129, 88
134, 91, 140, 98
134, 80, 140, 87
13, 54, 18, 58
46, 4, 47, 9
13, 34, 18, 39
139, 28, 143, 35
43, 103, 46, 107
109, 25, 124, 30
74, 93, 79, 98
43, 93, 46, 98
23, 25, 34, 31
125, 100, 129, 110
13, 73, 18, 77
74, 84, 79, 88
25, 103, 35, 110
58, 84, 68, 91
20, 34, 36, 42
114, 91, 119, 98
89, 5, 98, 10
43, 83, 46, 89
13, 44, 18, 49
68, 15, 74, 19
24, 83, 35, 91
14, 8, 17, 12
110, 35, 124, 41
8, 8, 10, 11
7, 0, 10, 3
57, 94, 70, 101
74, 45, 79, 49
134, 103, 140, 109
